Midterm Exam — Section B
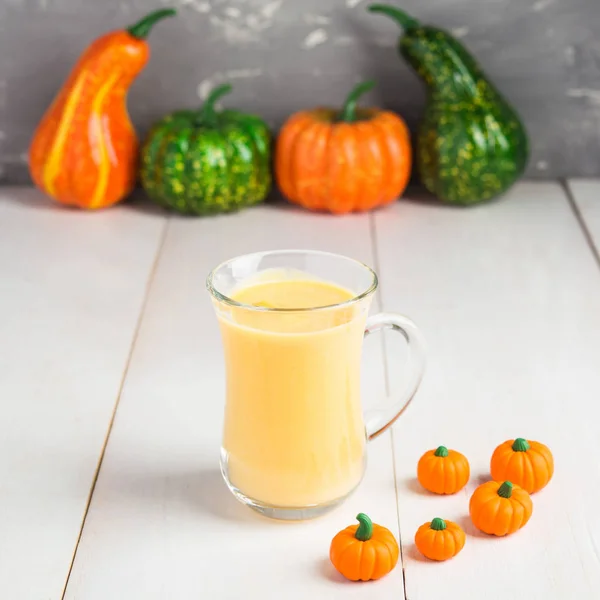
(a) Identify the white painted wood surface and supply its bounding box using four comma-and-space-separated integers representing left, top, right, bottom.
375, 182, 600, 599
569, 179, 600, 257
3, 183, 600, 599
64, 207, 402, 600
0, 190, 166, 599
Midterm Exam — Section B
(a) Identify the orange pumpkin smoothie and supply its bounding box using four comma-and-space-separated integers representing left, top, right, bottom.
218, 275, 368, 507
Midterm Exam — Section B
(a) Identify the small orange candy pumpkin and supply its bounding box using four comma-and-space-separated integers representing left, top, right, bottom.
469, 480, 532, 536
490, 437, 554, 494
414, 518, 466, 561
276, 80, 411, 214
330, 513, 399, 581
417, 446, 470, 494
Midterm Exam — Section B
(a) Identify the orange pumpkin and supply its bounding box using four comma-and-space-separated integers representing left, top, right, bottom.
469, 480, 532, 536
29, 9, 175, 209
417, 445, 470, 494
490, 438, 554, 494
330, 513, 399, 581
414, 518, 465, 561
275, 80, 411, 214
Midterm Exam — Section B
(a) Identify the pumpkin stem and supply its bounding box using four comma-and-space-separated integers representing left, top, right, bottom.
127, 8, 176, 40
198, 83, 233, 125
355, 513, 374, 541
497, 481, 513, 499
434, 446, 449, 457
430, 518, 447, 531
512, 438, 530, 452
338, 81, 376, 123
368, 5, 420, 31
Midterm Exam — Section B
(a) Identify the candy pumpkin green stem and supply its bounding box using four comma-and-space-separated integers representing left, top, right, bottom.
497, 481, 513, 499
512, 438, 530, 452
430, 517, 447, 531
338, 81, 376, 123
197, 83, 233, 125
355, 513, 373, 541
127, 8, 176, 40
368, 4, 420, 30
434, 445, 449, 458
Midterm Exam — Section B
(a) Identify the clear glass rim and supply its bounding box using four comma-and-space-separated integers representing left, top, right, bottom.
206, 249, 378, 313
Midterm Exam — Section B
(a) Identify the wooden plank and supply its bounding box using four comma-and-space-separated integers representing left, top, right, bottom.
0, 189, 166, 599
374, 182, 600, 599
568, 179, 600, 263
65, 206, 404, 599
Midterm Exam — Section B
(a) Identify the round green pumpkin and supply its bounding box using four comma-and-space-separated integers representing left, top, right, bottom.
140, 84, 272, 215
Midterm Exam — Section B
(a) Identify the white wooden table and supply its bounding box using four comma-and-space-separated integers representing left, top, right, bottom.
1, 182, 599, 600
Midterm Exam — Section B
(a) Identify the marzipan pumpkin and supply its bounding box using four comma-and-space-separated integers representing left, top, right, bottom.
417, 445, 470, 494
369, 4, 529, 205
414, 518, 465, 561
490, 438, 554, 494
29, 8, 176, 209
140, 84, 271, 215
330, 513, 399, 581
469, 480, 532, 536
276, 81, 411, 214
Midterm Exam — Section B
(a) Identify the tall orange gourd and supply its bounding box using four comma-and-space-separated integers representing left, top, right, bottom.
29, 8, 176, 209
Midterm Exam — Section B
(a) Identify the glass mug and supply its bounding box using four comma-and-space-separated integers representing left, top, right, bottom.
207, 250, 426, 520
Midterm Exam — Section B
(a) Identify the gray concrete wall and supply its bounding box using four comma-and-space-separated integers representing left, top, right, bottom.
0, 0, 599, 183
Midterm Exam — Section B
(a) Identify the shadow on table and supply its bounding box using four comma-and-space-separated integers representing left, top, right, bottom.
404, 476, 435, 497
456, 514, 496, 539
0, 186, 169, 216
180, 467, 320, 527
186, 467, 257, 523
105, 466, 283, 526
405, 543, 433, 563
316, 557, 355, 584
4, 183, 467, 218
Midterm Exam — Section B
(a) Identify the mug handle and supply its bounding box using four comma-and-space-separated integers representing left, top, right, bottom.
363, 313, 427, 441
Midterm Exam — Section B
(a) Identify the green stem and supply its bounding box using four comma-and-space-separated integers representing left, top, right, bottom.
430, 518, 447, 531
338, 81, 376, 123
512, 438, 530, 452
434, 446, 449, 458
127, 8, 177, 40
355, 513, 373, 541
197, 83, 233, 124
497, 481, 513, 499
368, 5, 420, 30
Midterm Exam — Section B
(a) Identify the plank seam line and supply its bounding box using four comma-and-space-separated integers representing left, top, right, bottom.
60, 215, 171, 600
369, 212, 408, 600
561, 179, 600, 272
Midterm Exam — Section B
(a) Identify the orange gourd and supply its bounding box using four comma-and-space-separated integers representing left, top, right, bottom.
417, 445, 470, 494
276, 80, 411, 214
490, 438, 554, 494
469, 480, 532, 536
29, 9, 176, 209
414, 518, 465, 561
330, 513, 399, 581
